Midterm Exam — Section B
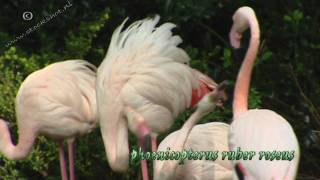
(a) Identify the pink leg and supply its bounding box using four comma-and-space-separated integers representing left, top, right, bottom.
151, 137, 157, 152
125, 107, 150, 180
151, 136, 157, 169
141, 159, 149, 180
59, 142, 68, 180
137, 124, 151, 180
68, 141, 76, 180
139, 139, 149, 180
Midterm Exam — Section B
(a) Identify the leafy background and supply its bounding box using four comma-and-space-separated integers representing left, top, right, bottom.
0, 0, 319, 179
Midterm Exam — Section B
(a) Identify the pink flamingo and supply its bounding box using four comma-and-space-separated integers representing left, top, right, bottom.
0, 60, 98, 180
153, 83, 233, 180
229, 6, 300, 179
96, 16, 222, 180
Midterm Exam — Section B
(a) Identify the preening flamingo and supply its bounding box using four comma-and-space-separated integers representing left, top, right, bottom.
228, 7, 300, 179
154, 82, 232, 180
0, 60, 98, 180
96, 15, 221, 180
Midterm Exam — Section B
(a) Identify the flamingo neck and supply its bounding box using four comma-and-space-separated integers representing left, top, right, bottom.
191, 81, 212, 107
100, 116, 129, 172
0, 119, 36, 160
233, 16, 260, 118
157, 110, 204, 179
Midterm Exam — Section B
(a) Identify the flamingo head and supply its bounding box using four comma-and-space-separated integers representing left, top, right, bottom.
207, 80, 228, 107
191, 69, 227, 108
196, 80, 228, 114
229, 6, 256, 49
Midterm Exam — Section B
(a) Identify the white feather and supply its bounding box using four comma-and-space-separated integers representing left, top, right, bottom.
97, 15, 199, 171
16, 60, 97, 139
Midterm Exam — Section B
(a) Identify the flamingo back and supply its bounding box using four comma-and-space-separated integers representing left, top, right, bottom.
15, 60, 97, 139
155, 122, 233, 180
229, 109, 300, 179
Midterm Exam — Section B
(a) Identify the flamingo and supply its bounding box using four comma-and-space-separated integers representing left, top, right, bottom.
228, 7, 300, 179
0, 60, 98, 180
96, 15, 222, 180
153, 82, 232, 180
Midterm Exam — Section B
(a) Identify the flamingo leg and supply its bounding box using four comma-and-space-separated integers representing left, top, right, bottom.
59, 141, 68, 180
139, 139, 150, 180
68, 140, 76, 180
151, 136, 157, 171
137, 124, 151, 180
125, 106, 150, 180
151, 136, 157, 152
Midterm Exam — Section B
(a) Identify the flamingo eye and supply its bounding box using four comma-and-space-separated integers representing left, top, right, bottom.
235, 163, 245, 180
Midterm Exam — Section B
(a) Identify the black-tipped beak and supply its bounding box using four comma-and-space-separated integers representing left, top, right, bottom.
215, 80, 229, 108
217, 80, 230, 91
140, 134, 152, 153
216, 100, 225, 109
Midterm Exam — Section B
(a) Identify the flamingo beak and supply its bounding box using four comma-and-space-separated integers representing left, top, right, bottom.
215, 80, 229, 108
217, 100, 225, 109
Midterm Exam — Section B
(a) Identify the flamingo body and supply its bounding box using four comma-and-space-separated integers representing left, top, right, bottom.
97, 15, 218, 175
0, 60, 97, 180
15, 60, 97, 140
229, 6, 300, 179
156, 122, 233, 180
153, 82, 228, 180
229, 109, 299, 179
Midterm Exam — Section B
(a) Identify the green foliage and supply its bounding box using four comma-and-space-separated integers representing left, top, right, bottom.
283, 9, 304, 25
0, 0, 319, 179
248, 88, 262, 109
0, 47, 58, 179
0, 47, 38, 120
64, 8, 110, 58
0, 4, 114, 179
223, 48, 232, 68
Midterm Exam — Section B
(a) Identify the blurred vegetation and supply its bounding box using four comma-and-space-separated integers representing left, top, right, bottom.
0, 0, 319, 179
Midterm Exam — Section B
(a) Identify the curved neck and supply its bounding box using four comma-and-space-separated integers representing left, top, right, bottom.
173, 110, 205, 153
99, 107, 129, 172
233, 16, 260, 118
0, 119, 36, 160
155, 110, 205, 180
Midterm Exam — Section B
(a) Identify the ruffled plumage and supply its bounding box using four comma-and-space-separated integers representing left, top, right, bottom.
97, 15, 199, 171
